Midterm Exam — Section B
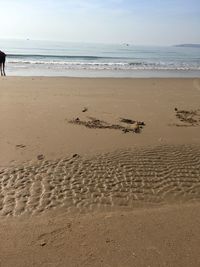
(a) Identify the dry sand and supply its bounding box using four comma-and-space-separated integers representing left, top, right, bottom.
0, 77, 200, 266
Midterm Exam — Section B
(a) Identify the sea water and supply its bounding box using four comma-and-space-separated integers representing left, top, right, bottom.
0, 39, 200, 77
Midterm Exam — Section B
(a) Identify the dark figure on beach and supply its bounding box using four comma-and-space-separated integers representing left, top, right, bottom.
0, 50, 6, 76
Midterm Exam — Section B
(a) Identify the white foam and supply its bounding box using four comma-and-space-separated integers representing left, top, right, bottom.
7, 59, 200, 71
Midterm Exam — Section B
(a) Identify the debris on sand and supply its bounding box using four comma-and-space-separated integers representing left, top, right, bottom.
40, 241, 47, 247
120, 117, 145, 126
120, 118, 136, 124
16, 144, 26, 149
69, 117, 145, 134
174, 108, 200, 126
72, 153, 79, 158
37, 154, 45, 160
82, 107, 88, 112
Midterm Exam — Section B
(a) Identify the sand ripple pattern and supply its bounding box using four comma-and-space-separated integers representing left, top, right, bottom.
0, 145, 200, 216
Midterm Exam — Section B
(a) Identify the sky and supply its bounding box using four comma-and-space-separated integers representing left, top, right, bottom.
0, 0, 200, 45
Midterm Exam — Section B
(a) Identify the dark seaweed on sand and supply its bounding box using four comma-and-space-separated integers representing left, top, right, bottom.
174, 108, 200, 126
68, 117, 145, 133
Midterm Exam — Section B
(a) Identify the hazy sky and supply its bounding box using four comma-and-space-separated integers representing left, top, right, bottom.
1, 0, 200, 45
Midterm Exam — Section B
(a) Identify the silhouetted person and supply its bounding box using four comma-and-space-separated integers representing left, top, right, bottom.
0, 50, 6, 76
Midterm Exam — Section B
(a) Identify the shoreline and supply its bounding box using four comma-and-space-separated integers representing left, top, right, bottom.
5, 69, 200, 78
3, 75, 200, 78
1, 76, 200, 80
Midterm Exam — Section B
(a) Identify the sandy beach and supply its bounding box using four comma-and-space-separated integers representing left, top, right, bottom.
0, 77, 200, 266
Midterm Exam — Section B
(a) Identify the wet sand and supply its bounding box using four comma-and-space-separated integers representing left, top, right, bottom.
0, 77, 200, 266
0, 144, 200, 217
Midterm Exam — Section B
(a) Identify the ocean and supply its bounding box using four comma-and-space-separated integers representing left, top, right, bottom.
1, 39, 200, 77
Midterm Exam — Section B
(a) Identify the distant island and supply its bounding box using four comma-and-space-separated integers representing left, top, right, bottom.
174, 44, 200, 48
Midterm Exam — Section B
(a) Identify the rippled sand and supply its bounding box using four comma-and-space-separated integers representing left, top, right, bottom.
1, 144, 200, 217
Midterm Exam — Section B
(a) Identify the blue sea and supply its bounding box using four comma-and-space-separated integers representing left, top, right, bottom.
0, 39, 200, 77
